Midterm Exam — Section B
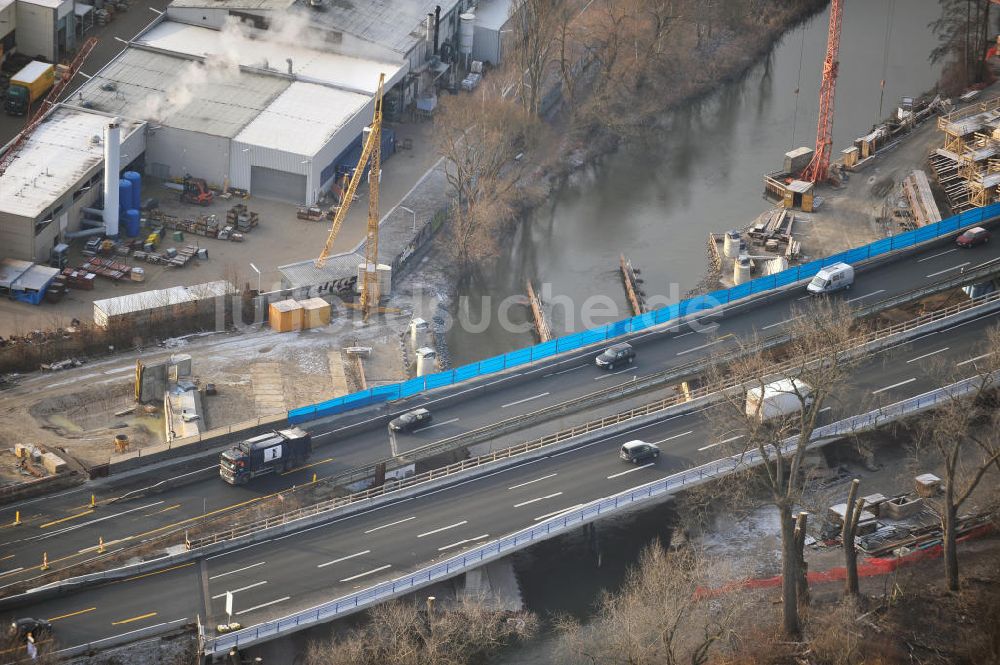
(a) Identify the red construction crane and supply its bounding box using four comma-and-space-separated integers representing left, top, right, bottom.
0, 37, 99, 178
801, 0, 843, 184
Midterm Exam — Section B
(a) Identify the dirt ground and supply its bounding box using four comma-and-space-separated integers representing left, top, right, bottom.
0, 118, 440, 338
0, 311, 410, 472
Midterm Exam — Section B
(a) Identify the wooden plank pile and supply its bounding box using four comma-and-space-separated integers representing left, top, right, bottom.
228, 204, 259, 233
61, 267, 97, 290
748, 208, 800, 260
82, 257, 131, 281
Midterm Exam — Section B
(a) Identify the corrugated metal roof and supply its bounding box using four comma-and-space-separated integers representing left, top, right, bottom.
74, 47, 289, 138
0, 108, 143, 219
279, 251, 362, 288
169, 0, 293, 8
235, 82, 369, 155
94, 280, 234, 317
138, 21, 404, 95
305, 0, 461, 54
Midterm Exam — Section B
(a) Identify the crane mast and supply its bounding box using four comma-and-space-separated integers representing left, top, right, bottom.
801, 0, 843, 184
314, 73, 385, 319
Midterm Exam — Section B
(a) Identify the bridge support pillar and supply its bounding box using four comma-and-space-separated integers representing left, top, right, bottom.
584, 523, 602, 568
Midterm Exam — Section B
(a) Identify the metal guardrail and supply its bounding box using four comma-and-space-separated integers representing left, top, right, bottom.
205, 375, 984, 655
188, 288, 1000, 550
288, 203, 1000, 424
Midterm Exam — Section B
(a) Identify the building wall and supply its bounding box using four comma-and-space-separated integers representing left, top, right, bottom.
0, 211, 34, 262
14, 1, 55, 61
145, 125, 230, 189
0, 1, 16, 62
165, 6, 229, 30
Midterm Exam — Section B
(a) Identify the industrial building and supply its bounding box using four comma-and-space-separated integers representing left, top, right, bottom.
0, 107, 143, 262
0, 0, 81, 65
0, 0, 496, 265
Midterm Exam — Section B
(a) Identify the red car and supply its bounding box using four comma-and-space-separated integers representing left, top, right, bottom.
956, 227, 991, 247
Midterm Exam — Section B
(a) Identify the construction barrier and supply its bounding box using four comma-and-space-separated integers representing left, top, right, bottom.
288, 202, 1000, 425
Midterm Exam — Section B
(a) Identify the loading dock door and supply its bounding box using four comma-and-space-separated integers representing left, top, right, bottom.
250, 166, 307, 204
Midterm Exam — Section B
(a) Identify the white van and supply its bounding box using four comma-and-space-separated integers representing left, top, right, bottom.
807, 262, 854, 295
745, 378, 814, 422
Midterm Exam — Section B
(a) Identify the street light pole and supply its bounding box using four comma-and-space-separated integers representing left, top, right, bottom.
249, 262, 261, 294
400, 206, 416, 231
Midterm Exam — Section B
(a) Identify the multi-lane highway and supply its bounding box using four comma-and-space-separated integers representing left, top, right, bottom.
1, 230, 998, 591
9, 303, 1000, 655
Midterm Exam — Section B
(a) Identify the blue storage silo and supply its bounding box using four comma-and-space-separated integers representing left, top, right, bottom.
118, 179, 132, 216
124, 171, 141, 211
125, 209, 141, 238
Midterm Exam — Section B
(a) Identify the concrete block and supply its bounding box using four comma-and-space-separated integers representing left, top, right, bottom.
915, 473, 941, 497
41, 452, 67, 475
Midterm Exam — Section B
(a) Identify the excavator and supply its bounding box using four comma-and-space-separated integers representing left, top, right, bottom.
181, 174, 214, 206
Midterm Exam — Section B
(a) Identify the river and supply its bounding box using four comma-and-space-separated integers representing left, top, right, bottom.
448, 0, 945, 366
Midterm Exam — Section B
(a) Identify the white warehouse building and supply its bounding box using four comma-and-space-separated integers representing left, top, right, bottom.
66, 20, 405, 205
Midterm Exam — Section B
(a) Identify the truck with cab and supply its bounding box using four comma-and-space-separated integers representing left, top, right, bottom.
4, 61, 55, 116
220, 427, 311, 485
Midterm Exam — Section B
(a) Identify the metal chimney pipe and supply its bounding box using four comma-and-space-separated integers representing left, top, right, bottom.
434, 5, 441, 55
286, 58, 293, 75
103, 120, 121, 237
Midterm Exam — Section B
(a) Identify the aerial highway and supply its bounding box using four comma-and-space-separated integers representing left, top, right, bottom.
1, 228, 998, 590
8, 303, 1000, 656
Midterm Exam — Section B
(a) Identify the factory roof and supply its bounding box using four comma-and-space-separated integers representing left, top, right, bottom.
138, 21, 404, 94
279, 251, 363, 289
169, 0, 293, 9
234, 82, 369, 155
94, 280, 235, 317
73, 47, 289, 138
297, 0, 461, 54
0, 108, 143, 219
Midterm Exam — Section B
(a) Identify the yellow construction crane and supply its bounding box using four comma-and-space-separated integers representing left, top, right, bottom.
315, 73, 386, 318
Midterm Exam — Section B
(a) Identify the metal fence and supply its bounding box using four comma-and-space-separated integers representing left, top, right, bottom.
207, 375, 984, 654
288, 203, 1000, 424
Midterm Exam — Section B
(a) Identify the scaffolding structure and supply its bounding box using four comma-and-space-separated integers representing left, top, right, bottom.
929, 96, 1000, 213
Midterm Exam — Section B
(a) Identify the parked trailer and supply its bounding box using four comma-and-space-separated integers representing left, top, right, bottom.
219, 427, 311, 485
745, 378, 813, 422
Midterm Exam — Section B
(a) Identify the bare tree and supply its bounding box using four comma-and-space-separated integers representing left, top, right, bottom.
507, 0, 566, 115
555, 541, 749, 665
305, 596, 536, 665
708, 299, 865, 637
841, 477, 865, 598
930, 0, 994, 90
435, 82, 538, 276
916, 325, 1000, 592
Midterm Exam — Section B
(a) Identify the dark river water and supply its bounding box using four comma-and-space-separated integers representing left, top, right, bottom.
447, 0, 944, 366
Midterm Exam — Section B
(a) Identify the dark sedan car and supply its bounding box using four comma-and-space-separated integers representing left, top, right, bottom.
389, 408, 432, 432
956, 226, 991, 248
9, 618, 52, 643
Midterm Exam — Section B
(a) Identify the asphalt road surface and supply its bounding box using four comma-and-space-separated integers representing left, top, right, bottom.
8, 306, 1000, 656
1, 229, 998, 591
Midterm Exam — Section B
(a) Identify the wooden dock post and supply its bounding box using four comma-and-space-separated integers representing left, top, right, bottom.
525, 280, 553, 342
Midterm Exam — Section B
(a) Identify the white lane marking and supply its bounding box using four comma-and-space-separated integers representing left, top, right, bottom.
548, 406, 716, 458
917, 248, 958, 262
30, 501, 164, 541
907, 347, 950, 363
212, 580, 267, 599
675, 330, 696, 338
607, 463, 655, 479
796, 294, 812, 301
926, 262, 970, 278
235, 596, 291, 616
534, 504, 583, 521
872, 377, 917, 394
675, 324, 719, 338
508, 473, 557, 490
514, 492, 563, 508
1, 567, 23, 575
501, 392, 550, 409
594, 366, 639, 380
438, 534, 490, 551
340, 565, 392, 583
762, 316, 802, 330
417, 520, 469, 538
819, 407, 832, 413
413, 417, 459, 433
699, 434, 744, 452
209, 561, 266, 580
317, 550, 371, 568
846, 289, 886, 303
677, 339, 726, 356
207, 542, 271, 560
543, 365, 587, 378
364, 516, 416, 534
652, 431, 693, 444
957, 352, 993, 367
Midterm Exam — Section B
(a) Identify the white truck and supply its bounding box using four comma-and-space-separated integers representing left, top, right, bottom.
745, 378, 813, 422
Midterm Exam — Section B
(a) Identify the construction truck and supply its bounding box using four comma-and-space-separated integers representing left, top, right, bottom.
4, 61, 55, 116
181, 174, 213, 206
219, 427, 311, 485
